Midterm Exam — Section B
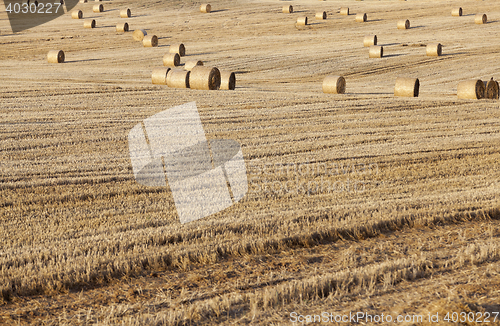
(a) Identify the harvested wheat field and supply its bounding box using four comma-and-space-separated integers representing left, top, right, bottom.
1, 0, 500, 324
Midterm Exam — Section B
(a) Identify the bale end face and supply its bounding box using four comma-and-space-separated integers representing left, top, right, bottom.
200, 4, 211, 13
143, 35, 158, 47
282, 5, 293, 13
322, 76, 346, 94
485, 79, 499, 99
457, 80, 485, 99
47, 50, 65, 63
394, 77, 420, 97
475, 14, 487, 24
355, 13, 367, 22
426, 43, 442, 56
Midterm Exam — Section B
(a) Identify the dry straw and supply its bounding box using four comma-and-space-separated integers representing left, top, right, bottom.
475, 14, 487, 24
184, 60, 203, 71
397, 19, 410, 29
163, 53, 180, 67
220, 71, 236, 90
457, 80, 485, 99
394, 77, 420, 97
120, 8, 131, 18
189, 66, 221, 90
340, 7, 349, 15
79, 0, 87, 3
169, 43, 186, 57
47, 50, 65, 63
363, 35, 377, 47
322, 76, 346, 94
369, 45, 383, 58
93, 4, 103, 13
297, 17, 308, 26
167, 69, 190, 88
83, 19, 96, 28
116, 22, 129, 32
200, 4, 211, 13
485, 79, 499, 99
426, 43, 442, 56
355, 13, 367, 22
151, 67, 171, 85
143, 35, 158, 47
282, 5, 293, 14
133, 29, 147, 41
451, 8, 462, 17
71, 10, 83, 19
315, 12, 327, 20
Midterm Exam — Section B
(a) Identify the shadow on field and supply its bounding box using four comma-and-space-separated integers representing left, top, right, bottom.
381, 43, 400, 47
384, 54, 404, 58
65, 58, 103, 63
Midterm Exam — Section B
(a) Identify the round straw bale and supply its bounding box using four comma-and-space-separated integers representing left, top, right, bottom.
93, 4, 103, 13
184, 60, 203, 71
152, 67, 171, 85
163, 53, 180, 67
116, 22, 129, 32
340, 7, 349, 15
133, 29, 147, 41
143, 35, 158, 47
79, 0, 87, 3
355, 13, 367, 22
315, 12, 327, 20
282, 5, 293, 14
322, 76, 346, 94
363, 35, 377, 47
167, 69, 190, 88
47, 50, 65, 63
71, 10, 83, 19
451, 8, 462, 17
297, 17, 308, 26
220, 71, 236, 90
200, 4, 211, 13
397, 19, 410, 29
189, 66, 221, 90
426, 43, 442, 56
369, 45, 383, 58
95, 0, 101, 2
457, 80, 485, 99
120, 8, 131, 18
394, 77, 419, 97
83, 19, 96, 28
169, 43, 186, 57
475, 14, 487, 24
485, 78, 499, 99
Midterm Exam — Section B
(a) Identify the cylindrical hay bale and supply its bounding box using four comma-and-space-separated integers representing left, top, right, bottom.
167, 69, 190, 88
200, 4, 211, 13
315, 11, 327, 20
189, 66, 221, 90
426, 43, 442, 56
282, 5, 293, 14
83, 19, 96, 28
92, 4, 103, 13
184, 60, 203, 71
397, 19, 410, 29
394, 77, 420, 97
79, 0, 87, 3
485, 79, 499, 99
340, 7, 349, 15
151, 67, 171, 85
297, 17, 308, 26
143, 35, 158, 47
220, 71, 236, 90
116, 22, 129, 32
47, 50, 65, 63
163, 53, 180, 67
457, 80, 485, 99
120, 8, 131, 18
451, 8, 462, 17
322, 76, 346, 94
169, 43, 185, 57
363, 35, 377, 47
475, 14, 487, 24
355, 13, 367, 22
71, 10, 83, 19
133, 29, 147, 41
369, 45, 383, 58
